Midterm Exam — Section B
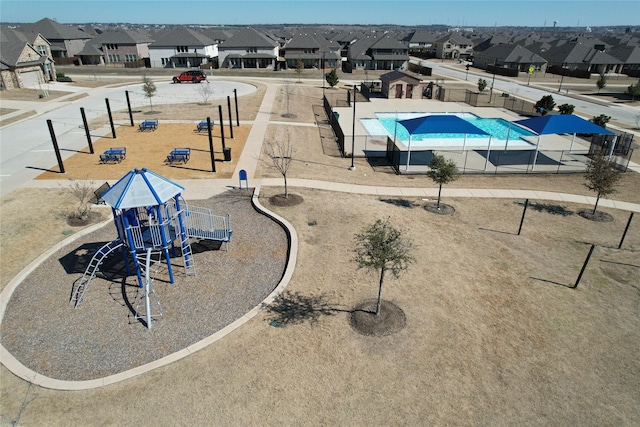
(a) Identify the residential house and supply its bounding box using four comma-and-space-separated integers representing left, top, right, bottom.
0, 27, 56, 90
368, 35, 410, 71
474, 44, 547, 72
537, 40, 623, 74
283, 33, 340, 70
432, 34, 473, 60
218, 27, 279, 69
608, 44, 640, 74
406, 30, 438, 55
21, 18, 92, 65
77, 28, 152, 67
148, 26, 216, 68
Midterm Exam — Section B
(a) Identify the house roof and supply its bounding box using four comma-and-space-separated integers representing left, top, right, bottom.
370, 35, 408, 50
608, 45, 640, 64
435, 33, 473, 45
543, 41, 623, 65
220, 27, 278, 49
149, 26, 214, 48
480, 44, 547, 64
21, 17, 92, 41
407, 31, 439, 44
94, 28, 153, 44
285, 33, 321, 49
0, 27, 45, 68
380, 70, 421, 83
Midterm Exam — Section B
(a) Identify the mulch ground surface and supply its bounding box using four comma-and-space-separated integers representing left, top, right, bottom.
0, 190, 288, 381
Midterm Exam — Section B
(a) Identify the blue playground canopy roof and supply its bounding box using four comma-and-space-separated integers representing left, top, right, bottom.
398, 115, 489, 136
514, 114, 615, 136
102, 168, 184, 209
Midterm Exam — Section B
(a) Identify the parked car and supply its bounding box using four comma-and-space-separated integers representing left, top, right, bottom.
173, 70, 207, 83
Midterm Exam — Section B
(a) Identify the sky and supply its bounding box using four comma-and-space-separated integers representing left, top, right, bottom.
1, 0, 639, 27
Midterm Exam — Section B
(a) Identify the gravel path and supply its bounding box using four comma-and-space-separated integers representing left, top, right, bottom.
0, 189, 288, 381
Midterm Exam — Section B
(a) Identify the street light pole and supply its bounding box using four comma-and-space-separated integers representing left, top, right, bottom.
350, 84, 356, 170
322, 49, 325, 100
488, 69, 496, 103
558, 66, 565, 92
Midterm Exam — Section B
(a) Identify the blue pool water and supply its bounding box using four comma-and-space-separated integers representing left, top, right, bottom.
361, 112, 536, 148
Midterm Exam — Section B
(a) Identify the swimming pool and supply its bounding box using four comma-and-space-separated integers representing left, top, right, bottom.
360, 112, 536, 148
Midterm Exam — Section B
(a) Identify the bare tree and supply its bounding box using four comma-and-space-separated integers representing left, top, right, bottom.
195, 80, 214, 104
263, 130, 294, 198
65, 177, 97, 220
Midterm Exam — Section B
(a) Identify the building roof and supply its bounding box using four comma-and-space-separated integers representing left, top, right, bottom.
541, 42, 622, 65
94, 28, 153, 44
285, 33, 320, 49
480, 44, 547, 64
21, 17, 92, 41
0, 27, 45, 68
220, 27, 278, 49
370, 35, 408, 51
149, 26, 214, 48
380, 70, 421, 83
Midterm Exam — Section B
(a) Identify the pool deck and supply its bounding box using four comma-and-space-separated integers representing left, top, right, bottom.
333, 97, 593, 174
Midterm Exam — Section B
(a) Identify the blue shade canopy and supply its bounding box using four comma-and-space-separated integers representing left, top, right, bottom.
398, 115, 489, 136
101, 168, 184, 209
514, 114, 615, 135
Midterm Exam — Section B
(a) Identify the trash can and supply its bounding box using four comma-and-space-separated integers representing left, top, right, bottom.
223, 147, 231, 162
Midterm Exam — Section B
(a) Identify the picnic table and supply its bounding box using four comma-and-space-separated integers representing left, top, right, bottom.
100, 147, 126, 163
167, 148, 191, 164
139, 119, 158, 131
196, 120, 213, 132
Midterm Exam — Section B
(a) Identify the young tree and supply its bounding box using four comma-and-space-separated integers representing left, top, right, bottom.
477, 78, 487, 92
596, 73, 607, 93
584, 152, 623, 215
353, 218, 415, 316
325, 68, 339, 88
534, 95, 556, 115
282, 79, 294, 118
558, 103, 575, 114
591, 114, 611, 128
295, 59, 304, 83
263, 130, 294, 198
627, 84, 640, 102
427, 154, 460, 209
142, 77, 157, 112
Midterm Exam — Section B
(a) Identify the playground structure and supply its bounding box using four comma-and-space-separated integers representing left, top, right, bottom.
70, 168, 232, 329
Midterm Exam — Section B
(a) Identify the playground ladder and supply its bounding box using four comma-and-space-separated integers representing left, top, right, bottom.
179, 220, 196, 276
71, 239, 123, 308
133, 249, 163, 328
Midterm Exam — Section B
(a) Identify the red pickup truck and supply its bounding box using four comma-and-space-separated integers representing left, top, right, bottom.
173, 70, 207, 83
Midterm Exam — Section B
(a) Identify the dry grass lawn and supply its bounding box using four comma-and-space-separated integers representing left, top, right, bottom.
1, 76, 639, 425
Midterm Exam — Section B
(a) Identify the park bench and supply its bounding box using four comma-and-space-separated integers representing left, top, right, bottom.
139, 119, 158, 131
167, 148, 191, 164
196, 120, 213, 132
99, 147, 126, 163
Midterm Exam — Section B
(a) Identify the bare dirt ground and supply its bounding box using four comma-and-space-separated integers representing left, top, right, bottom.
1, 76, 639, 425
